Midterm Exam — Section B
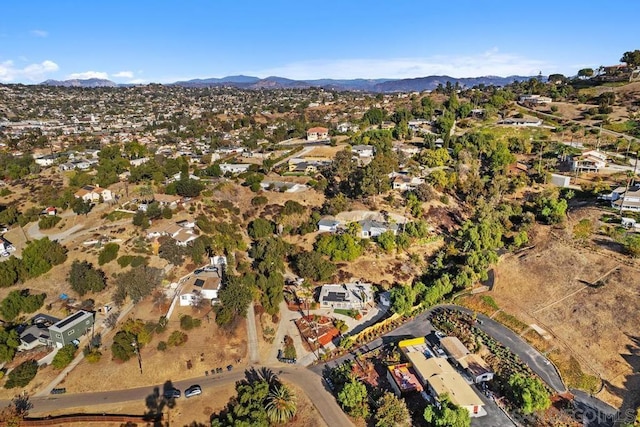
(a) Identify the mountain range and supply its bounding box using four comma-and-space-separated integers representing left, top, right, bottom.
40, 74, 535, 92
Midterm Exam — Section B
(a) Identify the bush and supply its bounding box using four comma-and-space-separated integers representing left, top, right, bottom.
179, 315, 202, 331
98, 243, 120, 266
251, 196, 268, 206
85, 349, 102, 363
38, 215, 62, 230
168, 331, 188, 347
52, 344, 77, 369
157, 341, 168, 352
5, 359, 38, 388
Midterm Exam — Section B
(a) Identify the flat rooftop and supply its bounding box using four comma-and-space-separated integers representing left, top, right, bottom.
388, 364, 422, 392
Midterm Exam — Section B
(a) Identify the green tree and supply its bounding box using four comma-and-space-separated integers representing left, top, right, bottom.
620, 50, 640, 68
158, 237, 188, 266
265, 383, 297, 424
375, 392, 411, 427
507, 373, 551, 414
98, 243, 119, 265
337, 378, 370, 418
315, 233, 363, 262
0, 290, 46, 321
51, 344, 77, 369
174, 179, 204, 197
38, 215, 61, 230
624, 234, 640, 258
71, 198, 92, 215
376, 230, 397, 253
248, 218, 275, 239
577, 68, 594, 79
5, 360, 38, 389
363, 107, 384, 125
67, 260, 106, 296
112, 266, 163, 306
292, 251, 336, 281
423, 395, 470, 427
0, 327, 20, 362
111, 330, 137, 362
21, 238, 67, 278
216, 275, 253, 325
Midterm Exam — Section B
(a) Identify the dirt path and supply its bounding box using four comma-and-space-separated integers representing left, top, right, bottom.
246, 302, 260, 364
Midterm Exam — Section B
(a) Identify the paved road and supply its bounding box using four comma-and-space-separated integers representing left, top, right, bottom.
18, 365, 353, 427
246, 302, 260, 364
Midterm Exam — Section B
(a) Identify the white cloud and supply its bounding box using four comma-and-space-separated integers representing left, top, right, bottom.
0, 59, 59, 82
247, 49, 553, 80
67, 71, 109, 80
126, 78, 147, 84
30, 29, 48, 38
113, 70, 134, 78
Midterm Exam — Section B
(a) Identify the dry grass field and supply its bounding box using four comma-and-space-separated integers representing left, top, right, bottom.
490, 209, 640, 409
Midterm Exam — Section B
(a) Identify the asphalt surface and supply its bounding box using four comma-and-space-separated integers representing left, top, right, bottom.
15, 365, 354, 427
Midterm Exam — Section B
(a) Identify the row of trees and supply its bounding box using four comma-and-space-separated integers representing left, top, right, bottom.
0, 238, 67, 288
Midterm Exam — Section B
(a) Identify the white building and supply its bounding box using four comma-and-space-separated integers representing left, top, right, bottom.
306, 127, 329, 141
519, 94, 552, 104
318, 283, 373, 310
351, 145, 375, 158
74, 185, 113, 203
219, 163, 252, 174
317, 219, 341, 233
180, 256, 227, 306
392, 175, 425, 191
611, 185, 640, 212
571, 150, 607, 172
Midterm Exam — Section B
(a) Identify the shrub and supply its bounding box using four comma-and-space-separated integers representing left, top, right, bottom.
52, 344, 77, 369
167, 331, 188, 347
157, 341, 168, 352
179, 315, 202, 331
251, 196, 268, 206
38, 215, 62, 230
85, 349, 102, 363
98, 243, 120, 266
5, 359, 38, 388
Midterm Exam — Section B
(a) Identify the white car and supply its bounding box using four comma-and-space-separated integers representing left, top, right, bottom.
185, 385, 202, 398
0, 252, 9, 257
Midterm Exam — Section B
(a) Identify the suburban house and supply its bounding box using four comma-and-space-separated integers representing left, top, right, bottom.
571, 150, 607, 172
550, 173, 571, 188
17, 313, 60, 351
337, 122, 359, 133
153, 193, 181, 210
317, 218, 341, 233
351, 145, 375, 158
49, 310, 95, 348
358, 219, 399, 238
219, 163, 252, 175
439, 336, 494, 383
306, 127, 329, 141
610, 185, 640, 212
74, 185, 113, 203
34, 154, 58, 167
399, 337, 485, 417
392, 175, 425, 191
393, 143, 421, 156
260, 181, 309, 193
287, 158, 330, 174
180, 256, 227, 306
147, 219, 199, 246
519, 94, 552, 104
497, 118, 542, 127
318, 282, 373, 310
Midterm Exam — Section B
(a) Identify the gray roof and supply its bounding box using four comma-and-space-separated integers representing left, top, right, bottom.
318, 219, 340, 227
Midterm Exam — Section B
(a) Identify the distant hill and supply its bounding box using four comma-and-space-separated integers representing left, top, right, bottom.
171, 74, 534, 92
40, 78, 118, 88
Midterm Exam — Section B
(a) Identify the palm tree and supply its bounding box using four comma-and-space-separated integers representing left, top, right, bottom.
265, 384, 297, 424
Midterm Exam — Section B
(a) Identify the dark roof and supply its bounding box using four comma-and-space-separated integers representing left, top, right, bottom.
324, 291, 347, 302
21, 334, 37, 344
54, 311, 88, 329
194, 279, 205, 288
81, 185, 95, 191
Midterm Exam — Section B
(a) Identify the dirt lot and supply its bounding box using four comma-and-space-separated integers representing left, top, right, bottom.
491, 209, 640, 409
59, 300, 247, 393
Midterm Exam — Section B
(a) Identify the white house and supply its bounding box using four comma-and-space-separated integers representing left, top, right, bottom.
219, 163, 251, 175
179, 256, 227, 306
392, 175, 425, 191
306, 127, 329, 141
351, 145, 375, 158
571, 150, 607, 172
318, 282, 374, 310
73, 185, 113, 203
337, 122, 359, 133
611, 185, 640, 212
358, 219, 399, 238
498, 118, 542, 127
393, 143, 421, 156
34, 155, 57, 167
550, 174, 571, 188
130, 157, 150, 167
318, 219, 341, 233
147, 220, 199, 246
0, 236, 15, 254
519, 94, 552, 104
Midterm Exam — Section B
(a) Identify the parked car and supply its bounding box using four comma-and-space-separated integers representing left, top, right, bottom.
226, 364, 233, 371
194, 268, 204, 275
435, 330, 446, 339
163, 388, 181, 399
185, 385, 202, 398
50, 388, 66, 395
203, 266, 218, 272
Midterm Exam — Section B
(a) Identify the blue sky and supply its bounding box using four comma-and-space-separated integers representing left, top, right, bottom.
1, 0, 638, 84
